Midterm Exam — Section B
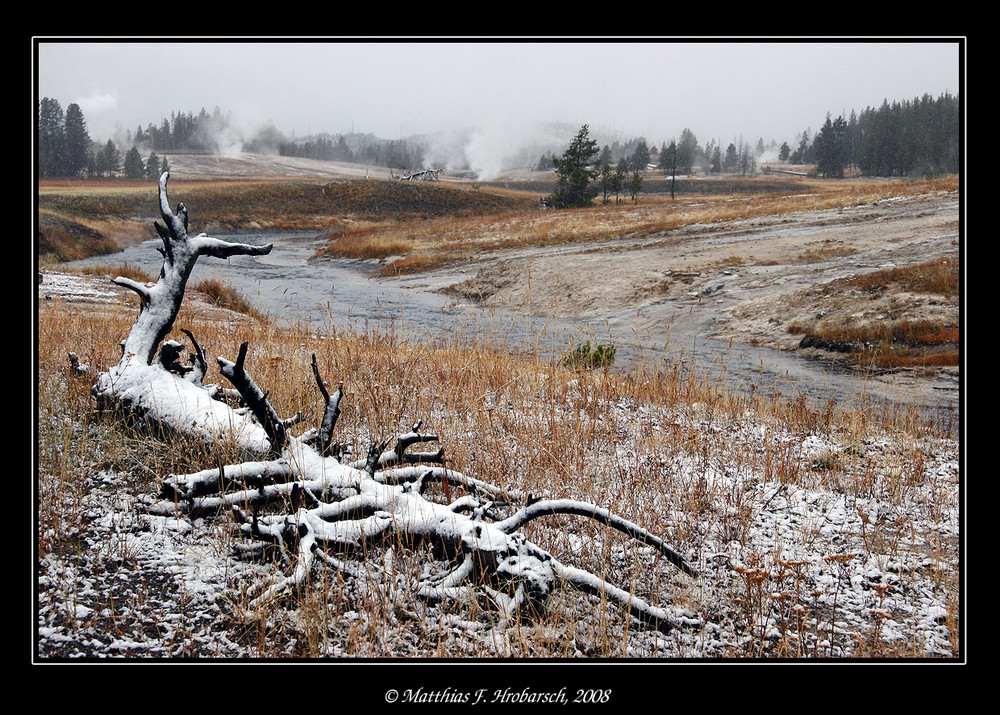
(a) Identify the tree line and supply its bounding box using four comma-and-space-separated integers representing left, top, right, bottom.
779, 92, 959, 177
36, 97, 427, 178
547, 125, 766, 208
277, 134, 424, 173
38, 97, 168, 178
38, 90, 958, 182
545, 92, 959, 207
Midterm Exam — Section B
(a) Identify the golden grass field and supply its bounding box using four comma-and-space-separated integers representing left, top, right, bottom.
36, 171, 962, 660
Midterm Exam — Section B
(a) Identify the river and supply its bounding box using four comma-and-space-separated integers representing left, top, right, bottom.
68, 230, 959, 434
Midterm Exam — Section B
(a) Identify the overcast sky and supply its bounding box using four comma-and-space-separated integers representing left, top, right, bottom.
36, 39, 962, 150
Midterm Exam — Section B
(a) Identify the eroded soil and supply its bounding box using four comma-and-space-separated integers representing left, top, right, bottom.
402, 189, 960, 404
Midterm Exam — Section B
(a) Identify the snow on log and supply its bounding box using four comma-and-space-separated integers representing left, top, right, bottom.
92, 173, 275, 456
95, 173, 700, 634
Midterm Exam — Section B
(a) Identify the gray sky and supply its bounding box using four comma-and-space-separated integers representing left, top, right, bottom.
36, 39, 961, 151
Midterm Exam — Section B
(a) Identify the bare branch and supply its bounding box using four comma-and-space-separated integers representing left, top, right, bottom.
179, 328, 207, 384
218, 342, 286, 456
311, 354, 343, 457
94, 172, 700, 636
497, 498, 698, 578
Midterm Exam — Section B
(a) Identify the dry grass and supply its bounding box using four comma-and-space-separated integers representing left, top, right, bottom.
35, 173, 960, 660
789, 254, 961, 368
36, 278, 960, 658
844, 255, 960, 297
61, 263, 272, 325
38, 177, 533, 239
316, 177, 960, 276
192, 276, 270, 322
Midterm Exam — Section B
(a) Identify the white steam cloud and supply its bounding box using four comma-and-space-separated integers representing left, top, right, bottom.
75, 92, 119, 143
421, 121, 574, 180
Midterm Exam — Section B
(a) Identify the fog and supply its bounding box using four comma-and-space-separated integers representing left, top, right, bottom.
36, 40, 961, 177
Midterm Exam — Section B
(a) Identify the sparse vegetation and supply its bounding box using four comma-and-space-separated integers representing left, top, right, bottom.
789, 255, 961, 368
562, 341, 616, 370
35, 169, 960, 660
318, 176, 959, 276
842, 255, 960, 298
64, 262, 270, 323
38, 177, 534, 243
36, 278, 960, 658
192, 276, 270, 322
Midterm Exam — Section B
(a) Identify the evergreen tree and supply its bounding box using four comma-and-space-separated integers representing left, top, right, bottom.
38, 97, 65, 177
658, 141, 673, 175
333, 135, 354, 162
599, 145, 613, 171
610, 165, 624, 204
598, 161, 614, 204
814, 115, 849, 177
123, 146, 145, 178
630, 139, 650, 173
549, 124, 600, 208
790, 130, 812, 164
676, 128, 701, 174
623, 142, 648, 201
627, 167, 643, 201
63, 103, 91, 177
709, 144, 722, 174
96, 139, 121, 176
145, 152, 161, 179
723, 143, 739, 173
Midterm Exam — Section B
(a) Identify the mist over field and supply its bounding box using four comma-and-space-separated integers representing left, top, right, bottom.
37, 40, 962, 180
34, 39, 964, 667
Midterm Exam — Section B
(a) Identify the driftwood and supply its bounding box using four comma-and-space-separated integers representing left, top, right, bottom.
95, 173, 699, 633
397, 168, 442, 181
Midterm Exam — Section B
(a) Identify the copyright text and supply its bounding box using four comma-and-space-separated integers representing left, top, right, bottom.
384, 686, 613, 705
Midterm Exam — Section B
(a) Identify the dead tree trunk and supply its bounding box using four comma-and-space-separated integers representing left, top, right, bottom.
92, 173, 275, 455
95, 174, 700, 634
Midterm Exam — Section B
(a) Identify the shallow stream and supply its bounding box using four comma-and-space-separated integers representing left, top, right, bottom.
68, 230, 959, 433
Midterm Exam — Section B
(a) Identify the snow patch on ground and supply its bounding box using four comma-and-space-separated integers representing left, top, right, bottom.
37, 391, 960, 659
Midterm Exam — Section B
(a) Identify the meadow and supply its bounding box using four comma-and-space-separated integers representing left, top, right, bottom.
36, 172, 961, 660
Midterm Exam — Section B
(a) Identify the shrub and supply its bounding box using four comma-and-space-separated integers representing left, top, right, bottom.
562, 341, 616, 370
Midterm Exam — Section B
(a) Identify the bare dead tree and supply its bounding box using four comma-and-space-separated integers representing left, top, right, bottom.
95, 173, 700, 634
92, 173, 275, 455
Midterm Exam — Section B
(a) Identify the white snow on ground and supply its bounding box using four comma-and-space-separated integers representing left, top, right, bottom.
36, 390, 960, 659
38, 270, 131, 303
35, 269, 961, 660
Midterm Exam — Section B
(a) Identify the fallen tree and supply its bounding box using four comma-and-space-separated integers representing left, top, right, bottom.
94, 172, 700, 634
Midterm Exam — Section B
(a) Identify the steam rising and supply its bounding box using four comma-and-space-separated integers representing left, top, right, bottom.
420, 121, 577, 179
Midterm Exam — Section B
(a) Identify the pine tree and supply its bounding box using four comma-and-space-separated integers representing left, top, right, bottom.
549, 125, 600, 208
96, 139, 121, 177
123, 146, 145, 178
145, 152, 161, 179
63, 103, 91, 177
676, 129, 701, 174
815, 115, 849, 177
38, 97, 65, 177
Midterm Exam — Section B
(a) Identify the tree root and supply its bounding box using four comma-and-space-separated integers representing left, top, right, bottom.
95, 173, 700, 637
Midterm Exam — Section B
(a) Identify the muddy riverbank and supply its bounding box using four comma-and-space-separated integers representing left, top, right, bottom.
392, 188, 960, 419
52, 186, 960, 431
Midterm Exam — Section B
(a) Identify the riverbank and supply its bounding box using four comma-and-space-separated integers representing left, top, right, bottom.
36, 262, 961, 659
381, 186, 959, 419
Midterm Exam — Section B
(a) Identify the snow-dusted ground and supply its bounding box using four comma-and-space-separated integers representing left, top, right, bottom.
34, 159, 964, 666
36, 287, 962, 659
36, 422, 960, 659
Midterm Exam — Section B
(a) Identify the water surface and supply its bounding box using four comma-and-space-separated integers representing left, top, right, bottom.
69, 230, 958, 432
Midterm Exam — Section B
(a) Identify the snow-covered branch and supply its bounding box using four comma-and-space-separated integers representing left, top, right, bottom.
93, 173, 699, 635
92, 173, 275, 456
